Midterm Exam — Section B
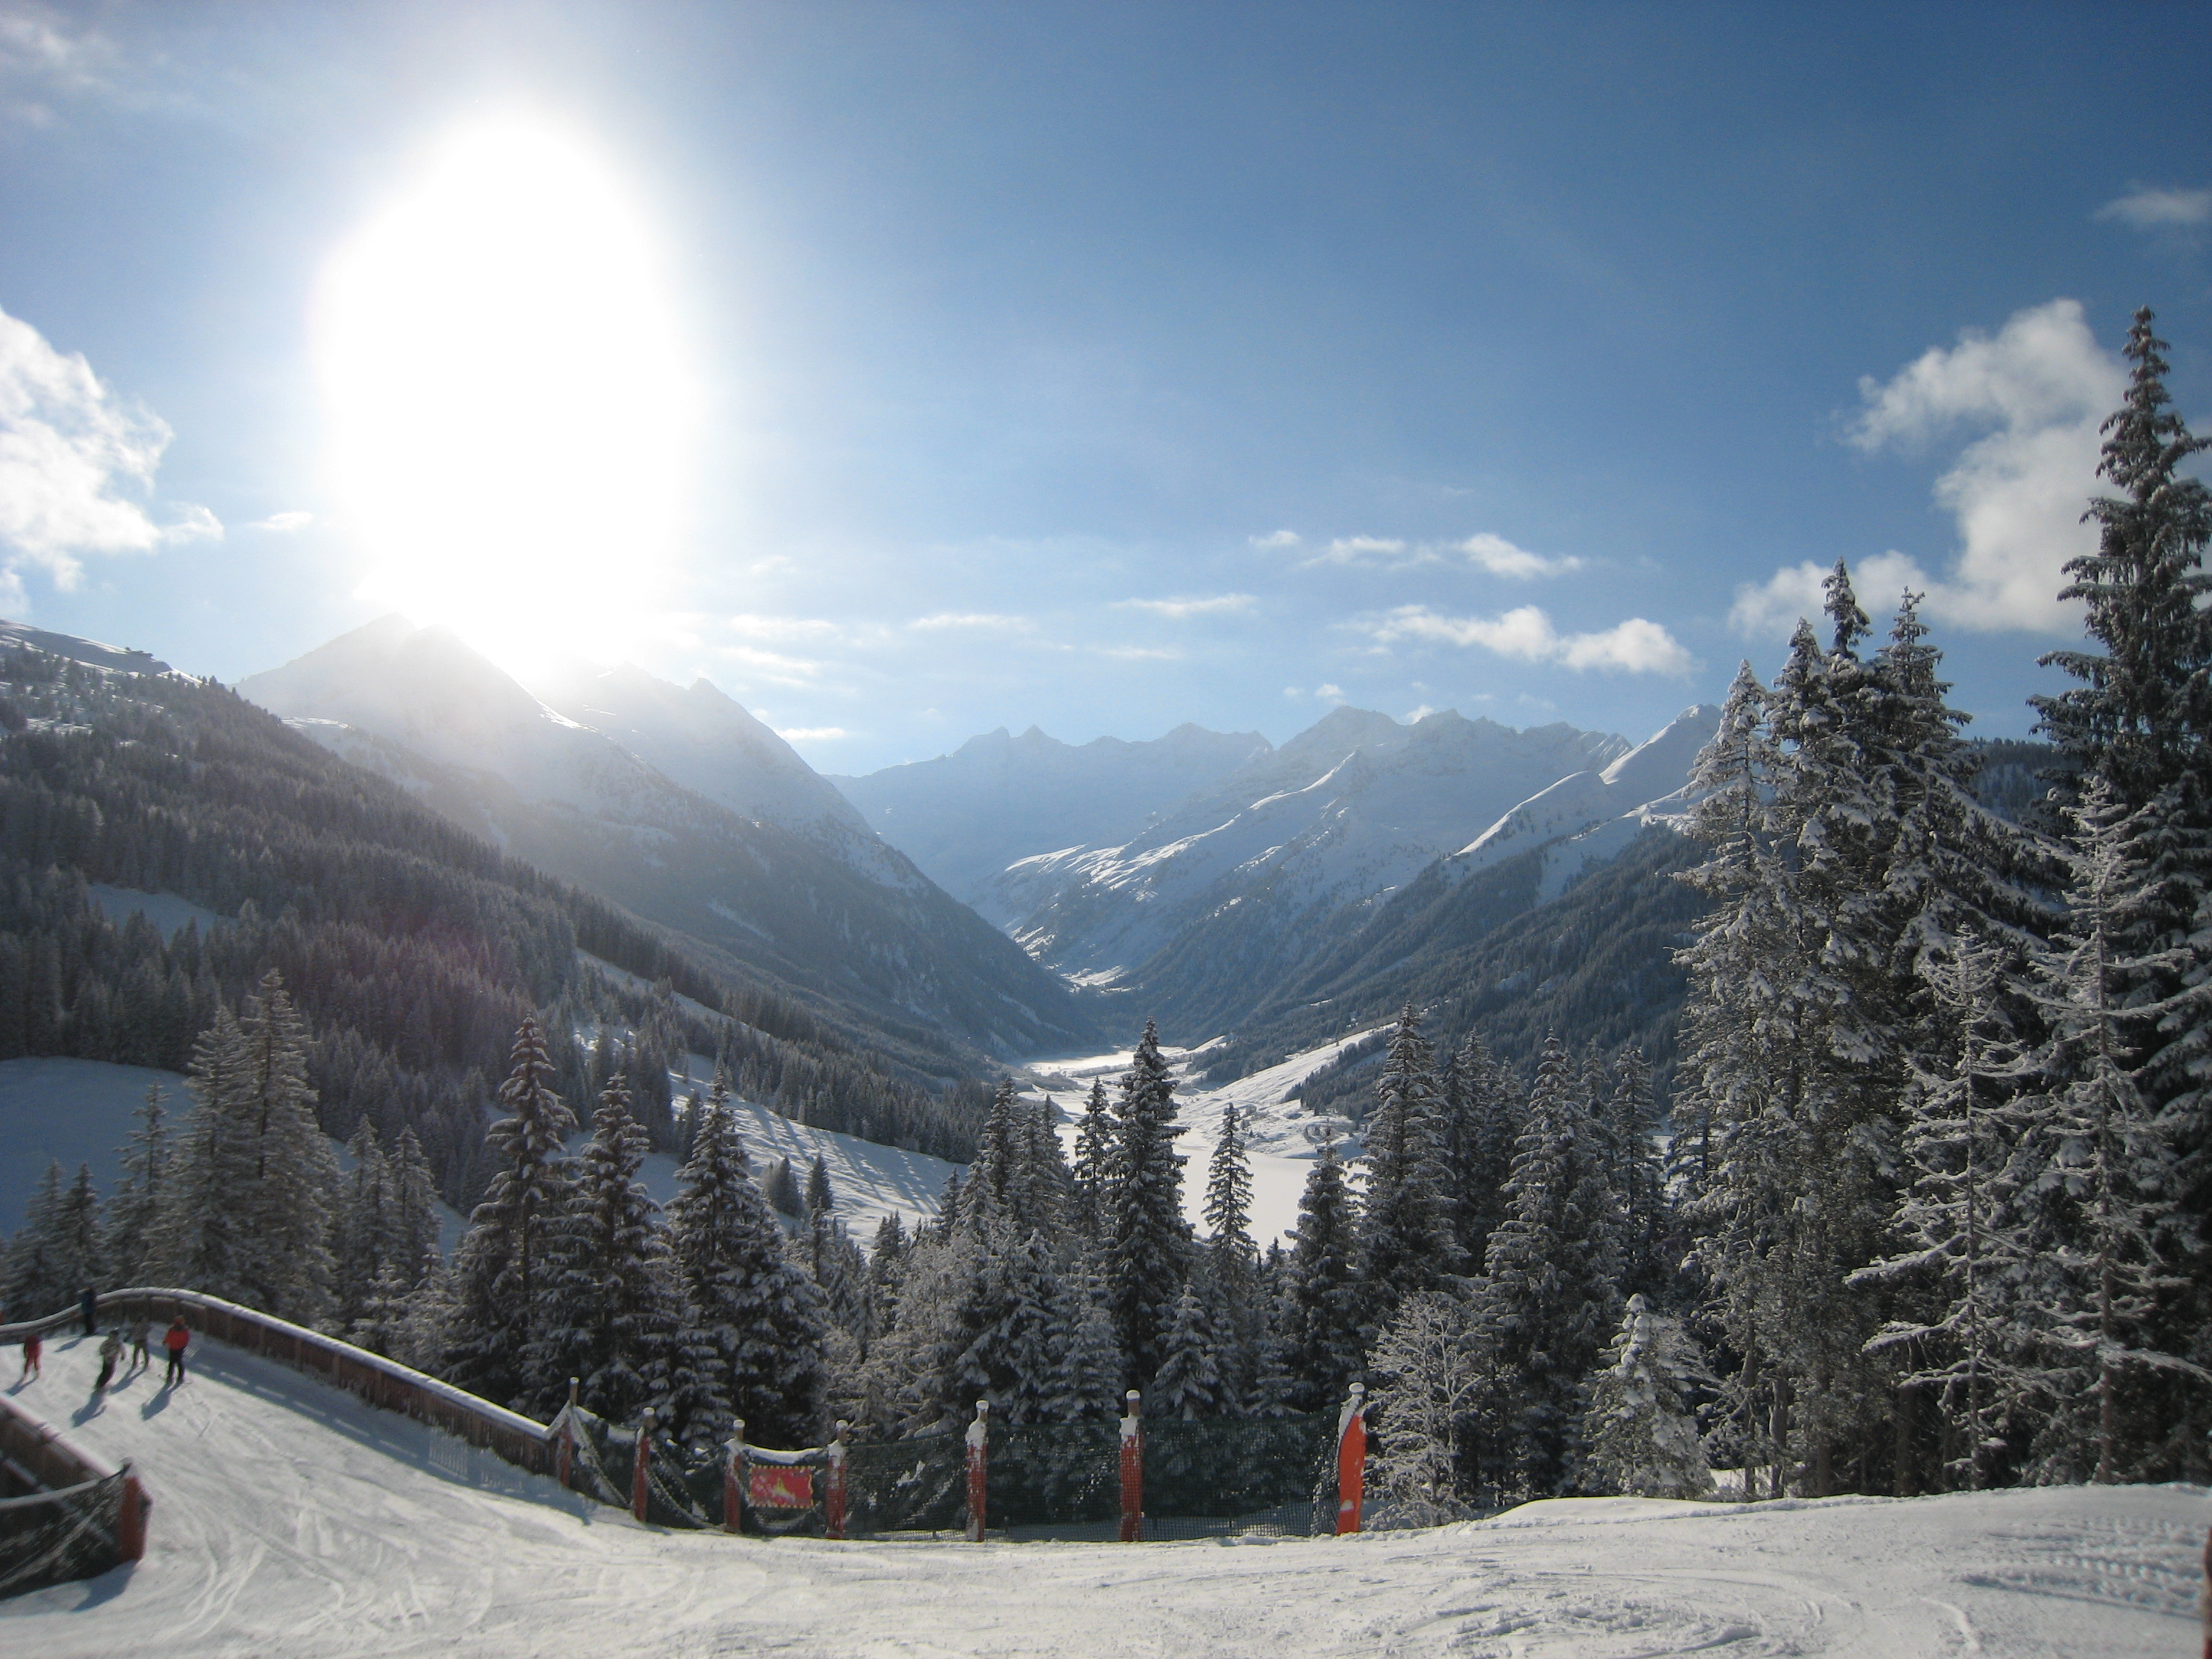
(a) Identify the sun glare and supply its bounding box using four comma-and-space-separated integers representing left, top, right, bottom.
315, 112, 698, 670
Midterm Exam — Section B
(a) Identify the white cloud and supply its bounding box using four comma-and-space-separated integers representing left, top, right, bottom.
909, 611, 1028, 631
1295, 530, 1581, 576
1094, 644, 1183, 661
1249, 529, 1301, 549
1405, 703, 1437, 723
0, 301, 219, 599
1315, 683, 1344, 701
2095, 186, 2212, 230
1116, 593, 1254, 619
775, 725, 847, 742
1308, 534, 1410, 567
1735, 299, 2122, 639
1364, 603, 1692, 675
244, 510, 314, 532
1455, 533, 1583, 578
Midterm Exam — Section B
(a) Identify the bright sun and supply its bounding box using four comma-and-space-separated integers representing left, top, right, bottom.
315, 112, 698, 670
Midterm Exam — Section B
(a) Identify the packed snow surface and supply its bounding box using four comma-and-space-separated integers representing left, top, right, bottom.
0, 1057, 186, 1232
4, 1331, 2203, 1657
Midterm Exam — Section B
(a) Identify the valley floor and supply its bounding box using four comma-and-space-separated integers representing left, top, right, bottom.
3, 1330, 2203, 1658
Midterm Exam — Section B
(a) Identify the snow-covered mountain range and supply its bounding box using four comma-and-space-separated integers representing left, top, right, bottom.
829, 721, 1271, 902
967, 707, 1636, 1012
837, 699, 1719, 1058
238, 618, 1102, 1058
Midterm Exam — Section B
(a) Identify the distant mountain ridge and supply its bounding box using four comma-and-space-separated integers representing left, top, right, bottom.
840, 698, 1721, 1062
829, 720, 1272, 902
240, 619, 1102, 1058
975, 706, 1634, 1020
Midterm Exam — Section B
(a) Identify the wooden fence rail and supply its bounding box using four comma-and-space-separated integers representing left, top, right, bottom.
0, 1290, 552, 1480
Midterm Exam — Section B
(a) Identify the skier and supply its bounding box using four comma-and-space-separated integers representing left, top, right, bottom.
17, 1328, 40, 1382
128, 1318, 151, 1374
94, 1328, 122, 1393
161, 1316, 190, 1385
79, 1286, 97, 1337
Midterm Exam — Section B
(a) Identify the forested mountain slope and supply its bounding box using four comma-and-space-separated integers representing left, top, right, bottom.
240, 619, 1103, 1059
0, 633, 998, 1212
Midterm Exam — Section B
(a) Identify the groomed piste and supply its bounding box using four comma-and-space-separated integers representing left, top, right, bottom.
0, 1326, 2204, 1658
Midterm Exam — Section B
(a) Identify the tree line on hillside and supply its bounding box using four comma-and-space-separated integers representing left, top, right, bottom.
0, 660, 991, 1209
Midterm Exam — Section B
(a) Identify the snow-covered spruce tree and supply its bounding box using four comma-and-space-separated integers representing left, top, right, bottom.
1580, 1294, 1715, 1499
934, 1220, 1063, 1426
1604, 1049, 1671, 1300
523, 1076, 680, 1424
146, 974, 337, 1325
1151, 1280, 1228, 1419
960, 1079, 1027, 1228
1367, 1288, 1493, 1522
1359, 1004, 1460, 1324
1446, 1030, 1523, 1270
102, 1083, 168, 1285
1201, 1100, 1260, 1403
444, 1017, 577, 1408
766, 1157, 804, 1218
2032, 309, 2212, 1465
1282, 1139, 1364, 1412
2016, 781, 2208, 1483
1476, 1035, 1622, 1499
1019, 1093, 1072, 1236
663, 1078, 827, 1448
854, 1223, 976, 1434
333, 1117, 393, 1333
1107, 1020, 1191, 1388
1851, 931, 2046, 1491
385, 1127, 442, 1288
1046, 1246, 1124, 1421
1678, 575, 2036, 1497
1071, 1079, 1115, 1239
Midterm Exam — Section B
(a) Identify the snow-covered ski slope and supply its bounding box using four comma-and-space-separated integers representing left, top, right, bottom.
1027, 1028, 1385, 1247
4, 1329, 2202, 1658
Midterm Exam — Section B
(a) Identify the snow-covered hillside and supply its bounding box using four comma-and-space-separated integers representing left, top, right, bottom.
973, 709, 1635, 1043
1022, 1029, 1388, 1247
1447, 702, 1719, 902
5, 1330, 2201, 1658
0, 1058, 184, 1232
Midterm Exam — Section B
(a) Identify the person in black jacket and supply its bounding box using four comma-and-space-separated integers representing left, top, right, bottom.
80, 1287, 97, 1337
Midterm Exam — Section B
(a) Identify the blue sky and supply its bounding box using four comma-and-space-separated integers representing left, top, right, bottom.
1, 1, 2207, 772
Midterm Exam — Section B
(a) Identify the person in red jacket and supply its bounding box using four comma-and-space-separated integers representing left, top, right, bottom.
16, 1328, 40, 1382
161, 1316, 189, 1386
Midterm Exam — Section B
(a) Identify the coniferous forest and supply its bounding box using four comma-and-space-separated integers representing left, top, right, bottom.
4, 307, 2208, 1514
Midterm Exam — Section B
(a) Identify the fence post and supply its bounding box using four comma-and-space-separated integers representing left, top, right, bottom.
964, 1398, 989, 1542
1118, 1388, 1143, 1542
633, 1407, 655, 1524
556, 1379, 577, 1489
724, 1425, 746, 1536
1336, 1381, 1367, 1535
117, 1469, 148, 1563
825, 1420, 848, 1541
